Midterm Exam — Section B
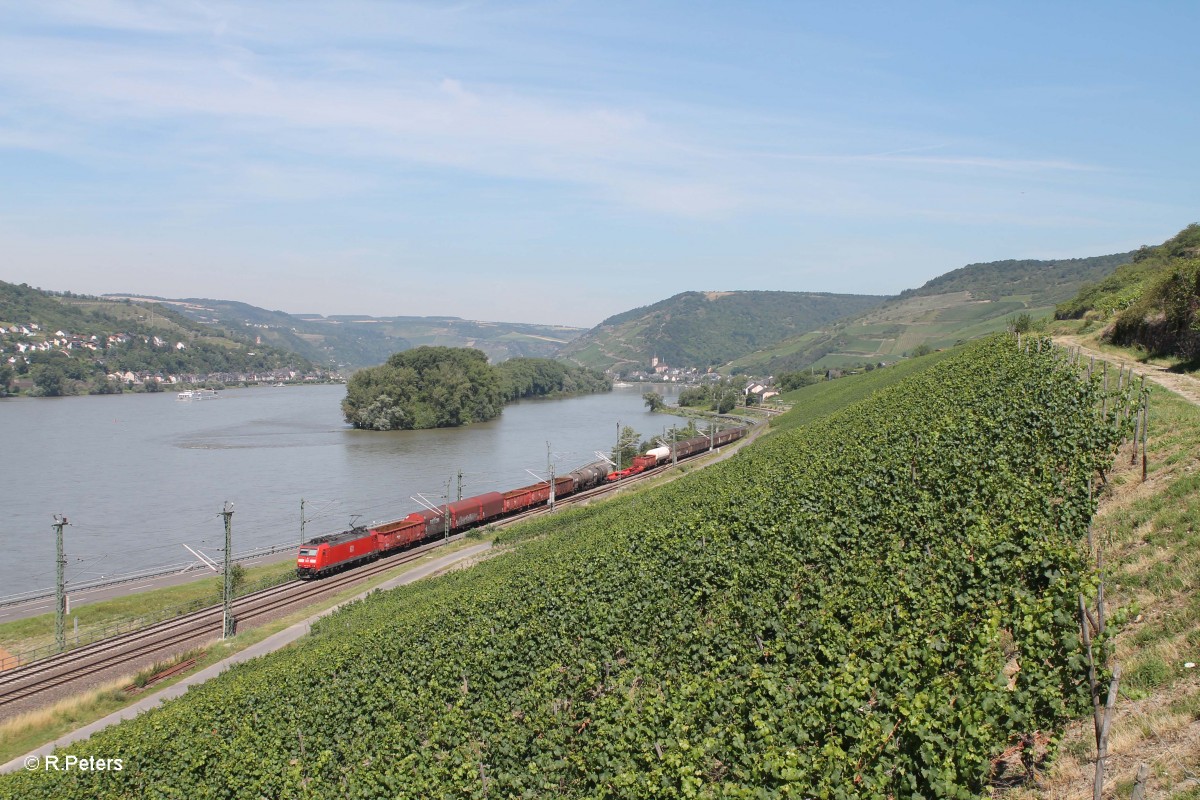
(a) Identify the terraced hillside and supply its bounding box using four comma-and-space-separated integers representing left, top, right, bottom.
727, 252, 1132, 375
557, 290, 884, 372
1, 335, 1137, 798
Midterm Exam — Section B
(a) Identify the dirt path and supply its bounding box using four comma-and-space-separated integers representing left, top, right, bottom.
1053, 334, 1200, 407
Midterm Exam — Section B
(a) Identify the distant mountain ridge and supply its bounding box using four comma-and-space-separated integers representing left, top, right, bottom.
558, 290, 886, 373
108, 296, 586, 371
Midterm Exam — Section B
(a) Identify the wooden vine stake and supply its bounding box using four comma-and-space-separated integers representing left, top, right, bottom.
1080, 545, 1121, 800
1130, 763, 1150, 800
1141, 391, 1149, 482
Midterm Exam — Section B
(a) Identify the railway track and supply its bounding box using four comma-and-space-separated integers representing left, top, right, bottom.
0, 538, 453, 715
0, 427, 759, 716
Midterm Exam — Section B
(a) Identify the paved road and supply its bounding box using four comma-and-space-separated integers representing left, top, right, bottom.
1, 542, 492, 775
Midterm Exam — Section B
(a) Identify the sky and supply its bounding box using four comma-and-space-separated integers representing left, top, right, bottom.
0, 1, 1196, 328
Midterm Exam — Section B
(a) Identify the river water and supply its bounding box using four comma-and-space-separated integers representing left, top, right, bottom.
0, 384, 682, 599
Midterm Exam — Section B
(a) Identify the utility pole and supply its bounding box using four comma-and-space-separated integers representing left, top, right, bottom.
444, 478, 452, 539
547, 441, 556, 510
456, 471, 463, 502
671, 425, 678, 466
615, 421, 621, 473
300, 498, 307, 546
52, 515, 68, 652
220, 502, 235, 639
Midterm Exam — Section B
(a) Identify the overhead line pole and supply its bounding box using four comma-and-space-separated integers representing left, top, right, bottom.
547, 441, 556, 510
220, 502, 235, 639
52, 515, 69, 653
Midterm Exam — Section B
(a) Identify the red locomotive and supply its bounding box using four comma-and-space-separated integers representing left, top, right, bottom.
296, 426, 747, 578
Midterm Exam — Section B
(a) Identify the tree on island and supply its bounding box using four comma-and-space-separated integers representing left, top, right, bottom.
342, 347, 611, 431
342, 347, 504, 431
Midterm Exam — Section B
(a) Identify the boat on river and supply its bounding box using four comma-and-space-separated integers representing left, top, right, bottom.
176, 389, 218, 401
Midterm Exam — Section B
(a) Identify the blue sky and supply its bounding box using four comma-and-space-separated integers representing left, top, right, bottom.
0, 1, 1196, 327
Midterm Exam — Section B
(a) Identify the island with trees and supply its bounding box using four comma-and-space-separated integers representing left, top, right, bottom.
341, 346, 611, 430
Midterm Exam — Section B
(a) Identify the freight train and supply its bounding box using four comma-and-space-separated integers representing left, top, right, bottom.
296, 425, 747, 578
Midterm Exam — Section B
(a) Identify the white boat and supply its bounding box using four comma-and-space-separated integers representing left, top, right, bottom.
177, 389, 218, 400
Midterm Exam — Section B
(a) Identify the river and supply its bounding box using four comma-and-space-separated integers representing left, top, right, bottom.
0, 384, 684, 599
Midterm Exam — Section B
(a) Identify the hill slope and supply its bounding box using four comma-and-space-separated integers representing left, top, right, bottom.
727, 251, 1133, 375
557, 290, 885, 373
0, 282, 315, 393
110, 296, 586, 370
1055, 224, 1200, 363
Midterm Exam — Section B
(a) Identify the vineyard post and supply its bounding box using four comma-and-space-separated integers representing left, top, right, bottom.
1141, 393, 1149, 482
1102, 363, 1108, 419
1095, 665, 1122, 800
1130, 763, 1150, 799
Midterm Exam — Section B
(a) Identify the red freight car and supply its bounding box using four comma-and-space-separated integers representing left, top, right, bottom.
448, 492, 504, 527
372, 516, 425, 553
503, 482, 549, 513
296, 527, 377, 578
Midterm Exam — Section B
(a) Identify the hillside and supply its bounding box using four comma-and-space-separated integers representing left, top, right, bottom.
557, 290, 884, 373
0, 282, 317, 395
0, 336, 1130, 797
1055, 224, 1200, 364
112, 296, 585, 371
726, 251, 1132, 375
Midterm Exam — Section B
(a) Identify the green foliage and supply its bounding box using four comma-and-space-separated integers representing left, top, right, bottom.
342, 350, 609, 431
777, 371, 821, 391
612, 424, 643, 469
1, 336, 1139, 799
1007, 312, 1034, 333
677, 385, 713, 407
342, 347, 503, 430
910, 342, 934, 357
1110, 256, 1200, 361
496, 358, 609, 402
714, 386, 739, 413
642, 390, 664, 411
771, 348, 959, 434
1056, 224, 1200, 324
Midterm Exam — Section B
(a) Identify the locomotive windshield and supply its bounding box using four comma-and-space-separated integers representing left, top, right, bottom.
299, 548, 317, 556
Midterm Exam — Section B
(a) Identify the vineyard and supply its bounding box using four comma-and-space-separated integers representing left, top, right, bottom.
0, 335, 1140, 799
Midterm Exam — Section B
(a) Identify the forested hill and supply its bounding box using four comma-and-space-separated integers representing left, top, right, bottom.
113, 295, 586, 370
0, 281, 316, 395
725, 250, 1135, 376
903, 251, 1134, 303
557, 290, 885, 373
